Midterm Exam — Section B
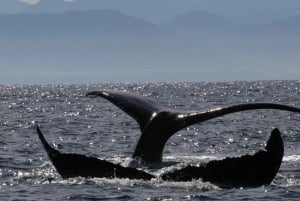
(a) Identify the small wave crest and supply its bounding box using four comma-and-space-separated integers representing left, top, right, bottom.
273, 174, 300, 187
283, 155, 300, 163
56, 176, 219, 193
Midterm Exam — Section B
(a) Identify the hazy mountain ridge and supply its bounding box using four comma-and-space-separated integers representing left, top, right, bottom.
162, 10, 235, 30
1, 9, 299, 42
162, 10, 300, 48
1, 9, 300, 82
12, 0, 300, 24
0, 10, 174, 40
163, 10, 300, 35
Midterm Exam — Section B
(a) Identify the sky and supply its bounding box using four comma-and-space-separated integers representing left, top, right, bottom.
19, 0, 40, 5
0, 0, 300, 83
19, 0, 74, 4
19, 0, 75, 3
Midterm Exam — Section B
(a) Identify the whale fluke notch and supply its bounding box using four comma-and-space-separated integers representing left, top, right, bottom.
161, 128, 284, 188
87, 90, 300, 163
36, 125, 155, 180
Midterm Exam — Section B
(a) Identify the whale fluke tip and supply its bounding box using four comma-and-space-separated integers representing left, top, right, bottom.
266, 128, 284, 154
86, 91, 107, 98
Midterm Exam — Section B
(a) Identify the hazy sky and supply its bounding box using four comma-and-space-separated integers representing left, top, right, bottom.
19, 0, 39, 5
18, 0, 55, 4
19, 0, 74, 3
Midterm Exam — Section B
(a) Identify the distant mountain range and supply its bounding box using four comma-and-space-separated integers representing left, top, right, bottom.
1, 9, 300, 41
2, 0, 300, 24
0, 9, 300, 83
0, 10, 172, 40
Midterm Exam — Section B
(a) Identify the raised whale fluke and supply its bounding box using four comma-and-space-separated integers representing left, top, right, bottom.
36, 125, 154, 180
161, 128, 284, 188
86, 90, 300, 163
86, 90, 165, 132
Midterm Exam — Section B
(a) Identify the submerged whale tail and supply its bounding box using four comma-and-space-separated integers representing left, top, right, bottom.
86, 90, 300, 163
161, 128, 284, 188
36, 125, 154, 180
36, 125, 283, 187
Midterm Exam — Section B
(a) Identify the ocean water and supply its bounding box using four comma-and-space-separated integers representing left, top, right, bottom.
0, 81, 300, 200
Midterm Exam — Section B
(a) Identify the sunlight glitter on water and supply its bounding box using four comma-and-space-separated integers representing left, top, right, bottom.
0, 81, 300, 200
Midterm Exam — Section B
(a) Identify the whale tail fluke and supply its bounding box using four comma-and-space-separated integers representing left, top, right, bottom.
36, 124, 60, 157
86, 90, 300, 163
161, 128, 284, 188
36, 125, 155, 180
266, 128, 284, 155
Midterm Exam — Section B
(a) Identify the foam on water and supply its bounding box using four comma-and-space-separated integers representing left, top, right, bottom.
283, 155, 300, 163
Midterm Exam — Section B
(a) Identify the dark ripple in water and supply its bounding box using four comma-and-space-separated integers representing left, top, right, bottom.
0, 81, 300, 200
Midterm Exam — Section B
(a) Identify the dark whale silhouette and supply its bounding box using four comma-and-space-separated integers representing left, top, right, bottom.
37, 125, 284, 188
86, 90, 300, 163
161, 128, 284, 188
36, 125, 154, 180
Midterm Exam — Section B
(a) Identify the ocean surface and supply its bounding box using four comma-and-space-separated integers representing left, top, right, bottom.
0, 81, 300, 200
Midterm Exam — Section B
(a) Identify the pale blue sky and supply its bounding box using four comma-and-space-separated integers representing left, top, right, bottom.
19, 0, 40, 4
